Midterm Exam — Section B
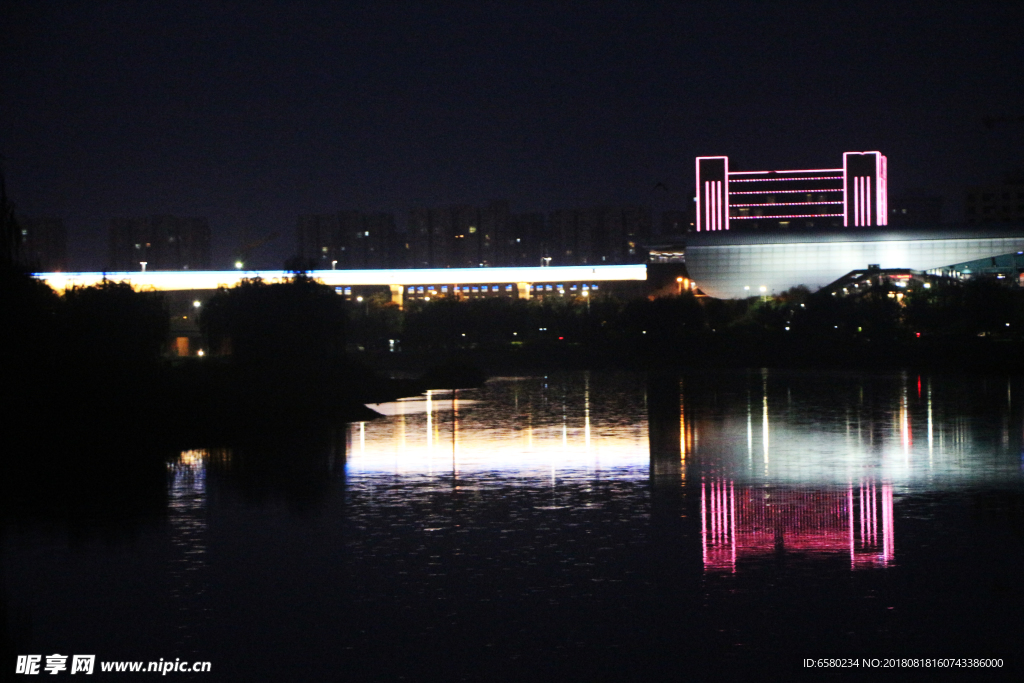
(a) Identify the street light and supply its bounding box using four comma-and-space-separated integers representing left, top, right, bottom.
332, 260, 337, 270
140, 261, 147, 272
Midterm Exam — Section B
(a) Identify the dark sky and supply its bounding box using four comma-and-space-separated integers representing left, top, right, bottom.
3, 1, 1023, 269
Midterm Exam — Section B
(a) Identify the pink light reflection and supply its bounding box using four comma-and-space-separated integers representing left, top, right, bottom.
701, 479, 895, 573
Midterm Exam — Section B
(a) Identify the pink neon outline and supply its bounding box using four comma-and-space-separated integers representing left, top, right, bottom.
710, 181, 716, 231
855, 176, 861, 226
704, 181, 710, 232
695, 157, 702, 232
716, 180, 723, 230
696, 156, 729, 232
861, 177, 866, 226
859, 177, 864, 226
722, 158, 729, 230
713, 181, 718, 230
712, 180, 720, 231
865, 175, 871, 226
867, 175, 873, 225
730, 189, 844, 195
843, 152, 853, 227
863, 176, 869, 225
878, 154, 888, 226
730, 213, 844, 220
853, 177, 858, 226
729, 176, 843, 183
729, 168, 843, 175
847, 176, 856, 227
730, 201, 844, 207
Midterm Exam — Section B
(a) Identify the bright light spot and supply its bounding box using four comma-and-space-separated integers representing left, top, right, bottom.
234, 261, 244, 269
582, 290, 589, 297
784, 326, 790, 331
676, 276, 683, 282
759, 286, 767, 293
923, 283, 931, 289
356, 296, 363, 302
197, 349, 205, 357
193, 300, 201, 308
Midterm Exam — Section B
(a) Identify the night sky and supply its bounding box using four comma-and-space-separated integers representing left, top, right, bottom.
3, 1, 1023, 270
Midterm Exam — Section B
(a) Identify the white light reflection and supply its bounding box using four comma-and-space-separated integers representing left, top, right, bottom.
348, 380, 648, 476
167, 449, 221, 653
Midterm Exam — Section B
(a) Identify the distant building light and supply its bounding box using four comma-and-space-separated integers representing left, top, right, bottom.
193, 300, 201, 308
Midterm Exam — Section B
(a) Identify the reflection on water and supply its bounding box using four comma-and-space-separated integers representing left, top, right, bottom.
701, 479, 894, 573
4, 370, 1023, 679
167, 449, 219, 655
354, 376, 648, 477
350, 371, 1023, 578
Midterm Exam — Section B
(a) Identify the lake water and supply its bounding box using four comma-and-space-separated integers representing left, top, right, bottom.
4, 371, 1023, 680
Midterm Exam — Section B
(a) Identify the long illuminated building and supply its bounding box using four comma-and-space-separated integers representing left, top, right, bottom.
696, 152, 888, 232
34, 264, 647, 297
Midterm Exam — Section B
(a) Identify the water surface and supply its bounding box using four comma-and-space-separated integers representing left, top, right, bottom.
4, 371, 1022, 680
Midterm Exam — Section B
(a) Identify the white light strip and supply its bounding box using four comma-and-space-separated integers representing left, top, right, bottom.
35, 264, 649, 292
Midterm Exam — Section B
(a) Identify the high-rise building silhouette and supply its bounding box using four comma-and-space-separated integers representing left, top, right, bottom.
109, 215, 210, 271
18, 216, 67, 272
296, 211, 399, 269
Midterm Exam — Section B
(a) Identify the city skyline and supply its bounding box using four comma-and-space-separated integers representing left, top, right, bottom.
4, 2, 1023, 269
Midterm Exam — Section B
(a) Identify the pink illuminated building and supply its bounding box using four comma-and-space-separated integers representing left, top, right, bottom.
701, 479, 895, 572
695, 152, 888, 232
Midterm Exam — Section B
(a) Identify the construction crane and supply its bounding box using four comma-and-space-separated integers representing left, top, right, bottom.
233, 231, 279, 270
